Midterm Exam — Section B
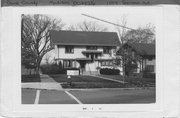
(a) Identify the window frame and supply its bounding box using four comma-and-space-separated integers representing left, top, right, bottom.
101, 60, 113, 66
65, 46, 74, 54
103, 46, 111, 54
86, 46, 97, 50
145, 65, 154, 72
64, 60, 73, 68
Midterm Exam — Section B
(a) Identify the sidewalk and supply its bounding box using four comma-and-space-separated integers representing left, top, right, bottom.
22, 74, 63, 90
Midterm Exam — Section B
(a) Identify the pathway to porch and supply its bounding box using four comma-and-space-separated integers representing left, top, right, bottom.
90, 75, 128, 84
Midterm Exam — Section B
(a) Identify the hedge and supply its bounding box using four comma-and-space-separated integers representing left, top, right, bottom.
40, 64, 80, 74
100, 68, 120, 75
21, 74, 41, 82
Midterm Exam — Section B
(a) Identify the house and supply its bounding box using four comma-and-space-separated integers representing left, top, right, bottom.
118, 43, 155, 75
48, 30, 120, 75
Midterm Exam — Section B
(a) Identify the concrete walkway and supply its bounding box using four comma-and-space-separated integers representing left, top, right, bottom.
22, 74, 63, 90
40, 74, 57, 83
90, 75, 128, 84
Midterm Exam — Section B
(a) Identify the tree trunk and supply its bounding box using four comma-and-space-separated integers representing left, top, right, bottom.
36, 65, 40, 75
122, 51, 126, 84
36, 57, 42, 75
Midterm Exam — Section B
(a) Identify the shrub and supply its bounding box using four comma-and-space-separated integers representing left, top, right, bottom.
125, 63, 138, 76
40, 63, 60, 74
40, 64, 80, 74
100, 68, 120, 75
21, 74, 41, 82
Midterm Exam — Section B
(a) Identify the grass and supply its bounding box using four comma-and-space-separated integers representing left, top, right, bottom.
99, 75, 155, 87
49, 74, 127, 88
49, 74, 116, 83
61, 82, 127, 88
49, 74, 155, 88
21, 74, 41, 82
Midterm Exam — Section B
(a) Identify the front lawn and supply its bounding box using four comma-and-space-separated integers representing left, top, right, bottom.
99, 75, 155, 87
49, 74, 127, 88
49, 74, 155, 89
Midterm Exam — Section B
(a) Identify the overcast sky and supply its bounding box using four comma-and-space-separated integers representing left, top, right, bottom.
48, 7, 156, 32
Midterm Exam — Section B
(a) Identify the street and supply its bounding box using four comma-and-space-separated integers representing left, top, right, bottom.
22, 88, 155, 104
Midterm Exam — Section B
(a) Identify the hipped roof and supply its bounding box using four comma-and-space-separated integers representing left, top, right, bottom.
125, 43, 155, 56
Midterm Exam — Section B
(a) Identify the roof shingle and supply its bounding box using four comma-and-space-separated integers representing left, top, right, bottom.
125, 43, 155, 56
50, 30, 120, 46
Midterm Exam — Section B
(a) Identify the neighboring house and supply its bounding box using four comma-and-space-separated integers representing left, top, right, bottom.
118, 43, 155, 74
48, 30, 120, 75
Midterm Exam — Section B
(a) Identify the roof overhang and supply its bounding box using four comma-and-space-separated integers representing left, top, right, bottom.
75, 58, 92, 61
52, 43, 118, 47
94, 59, 114, 61
55, 58, 92, 61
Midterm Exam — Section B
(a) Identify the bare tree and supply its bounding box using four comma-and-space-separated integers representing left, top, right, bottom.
21, 14, 64, 74
124, 23, 155, 43
115, 16, 128, 82
67, 20, 108, 32
115, 17, 155, 79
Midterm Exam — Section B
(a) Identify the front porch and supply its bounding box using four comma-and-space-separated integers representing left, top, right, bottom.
55, 58, 115, 75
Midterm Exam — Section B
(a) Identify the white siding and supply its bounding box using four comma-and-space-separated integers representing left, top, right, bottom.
58, 46, 86, 59
56, 46, 116, 60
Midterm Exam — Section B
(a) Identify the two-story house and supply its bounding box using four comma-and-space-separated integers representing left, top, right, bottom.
48, 30, 120, 75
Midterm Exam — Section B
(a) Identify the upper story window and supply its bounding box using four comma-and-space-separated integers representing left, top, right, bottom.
86, 54, 98, 60
65, 46, 74, 53
86, 46, 97, 50
103, 47, 111, 54
145, 65, 154, 72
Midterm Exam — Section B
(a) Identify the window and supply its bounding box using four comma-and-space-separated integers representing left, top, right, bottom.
95, 54, 98, 59
57, 45, 61, 48
86, 46, 97, 50
64, 60, 73, 68
65, 46, 74, 53
148, 58, 153, 61
86, 54, 90, 58
145, 65, 154, 72
86, 54, 98, 60
103, 47, 111, 54
101, 61, 113, 66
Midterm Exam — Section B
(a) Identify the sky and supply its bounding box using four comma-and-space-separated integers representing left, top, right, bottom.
47, 7, 156, 32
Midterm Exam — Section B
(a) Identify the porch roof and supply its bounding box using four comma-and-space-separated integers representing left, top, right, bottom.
75, 58, 92, 61
82, 50, 103, 54
55, 58, 92, 61
94, 58, 114, 61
